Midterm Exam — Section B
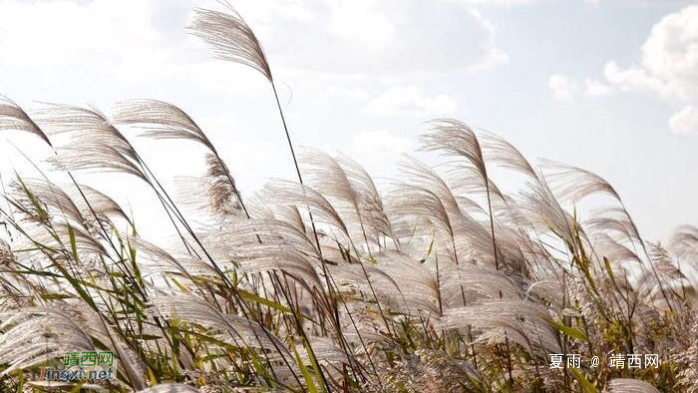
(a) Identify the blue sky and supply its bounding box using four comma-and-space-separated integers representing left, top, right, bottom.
0, 0, 696, 240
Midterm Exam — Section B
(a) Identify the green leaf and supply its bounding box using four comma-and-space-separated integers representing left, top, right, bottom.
67, 223, 79, 262
125, 334, 164, 341
41, 293, 74, 300
48, 254, 97, 310
290, 338, 320, 393
238, 289, 292, 313
302, 337, 328, 393
570, 368, 598, 393
546, 318, 590, 343
604, 257, 615, 281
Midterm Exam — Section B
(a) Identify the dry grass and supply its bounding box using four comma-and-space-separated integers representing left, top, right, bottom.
0, 3, 695, 393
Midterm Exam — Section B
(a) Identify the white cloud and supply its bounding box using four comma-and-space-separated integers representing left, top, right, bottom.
260, 1, 508, 75
365, 86, 457, 117
642, 4, 698, 102
456, 0, 550, 4
352, 129, 411, 155
586, 0, 695, 4
595, 5, 698, 134
0, 0, 163, 68
322, 86, 370, 101
0, 0, 493, 242
0, 0, 508, 89
585, 78, 612, 96
468, 10, 510, 70
548, 74, 578, 102
456, 0, 694, 4
669, 105, 698, 134
547, 75, 611, 100
603, 61, 664, 93
327, 0, 395, 46
0, 0, 277, 92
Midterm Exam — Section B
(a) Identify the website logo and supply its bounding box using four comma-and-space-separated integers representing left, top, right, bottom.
33, 351, 118, 383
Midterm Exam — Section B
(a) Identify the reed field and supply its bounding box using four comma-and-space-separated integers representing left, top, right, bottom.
0, 3, 695, 393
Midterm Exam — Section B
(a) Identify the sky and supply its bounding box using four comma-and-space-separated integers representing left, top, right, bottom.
0, 0, 696, 241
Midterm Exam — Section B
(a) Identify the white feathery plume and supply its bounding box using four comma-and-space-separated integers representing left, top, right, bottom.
592, 233, 641, 264
336, 153, 394, 240
260, 180, 350, 242
373, 252, 440, 314
440, 264, 523, 307
136, 385, 201, 393
37, 104, 146, 180
204, 218, 320, 264
0, 95, 51, 145
16, 222, 107, 265
518, 178, 576, 246
480, 131, 537, 179
0, 305, 145, 389
584, 207, 642, 244
299, 148, 392, 249
667, 225, 698, 258
9, 178, 84, 227
152, 295, 281, 350
440, 300, 560, 356
113, 100, 246, 218
151, 294, 301, 385
0, 308, 96, 375
128, 237, 211, 285
605, 378, 660, 393
112, 99, 215, 150
77, 184, 131, 224
542, 160, 621, 204
190, 1, 272, 82
387, 185, 453, 239
421, 119, 486, 181
330, 251, 438, 315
